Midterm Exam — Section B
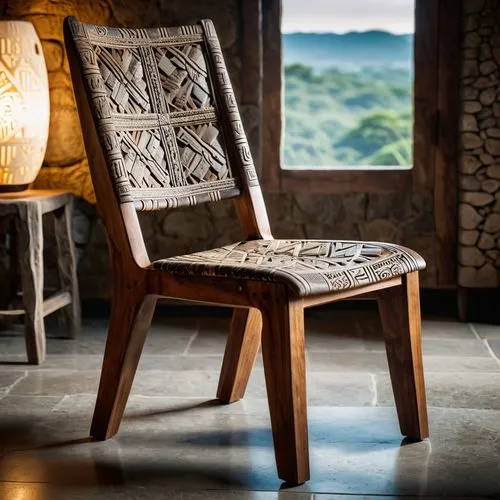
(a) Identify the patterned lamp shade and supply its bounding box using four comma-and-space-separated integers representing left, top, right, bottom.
0, 21, 49, 192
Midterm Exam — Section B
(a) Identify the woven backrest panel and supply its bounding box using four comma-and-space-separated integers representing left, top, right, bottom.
66, 17, 260, 211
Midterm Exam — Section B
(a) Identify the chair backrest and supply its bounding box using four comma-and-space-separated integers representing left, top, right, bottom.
64, 17, 271, 268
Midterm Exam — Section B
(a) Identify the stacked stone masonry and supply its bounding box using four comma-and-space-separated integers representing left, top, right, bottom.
459, 0, 500, 287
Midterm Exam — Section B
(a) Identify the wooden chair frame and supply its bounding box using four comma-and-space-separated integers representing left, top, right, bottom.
64, 18, 428, 485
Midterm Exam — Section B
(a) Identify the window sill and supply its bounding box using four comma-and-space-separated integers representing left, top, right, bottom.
263, 166, 413, 193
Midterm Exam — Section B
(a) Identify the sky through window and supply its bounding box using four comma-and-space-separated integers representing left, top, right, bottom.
282, 0, 415, 34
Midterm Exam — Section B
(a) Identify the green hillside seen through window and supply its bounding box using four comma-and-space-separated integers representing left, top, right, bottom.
283, 31, 414, 169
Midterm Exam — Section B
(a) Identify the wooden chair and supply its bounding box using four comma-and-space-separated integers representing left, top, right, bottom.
64, 17, 428, 485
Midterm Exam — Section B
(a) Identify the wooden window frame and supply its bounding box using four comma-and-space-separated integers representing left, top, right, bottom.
261, 0, 455, 195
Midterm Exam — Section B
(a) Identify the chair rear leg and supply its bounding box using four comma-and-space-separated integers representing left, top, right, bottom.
377, 272, 429, 440
91, 292, 157, 440
217, 308, 262, 403
260, 286, 309, 485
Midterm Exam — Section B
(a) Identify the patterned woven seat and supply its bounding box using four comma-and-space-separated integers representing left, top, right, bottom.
152, 239, 425, 296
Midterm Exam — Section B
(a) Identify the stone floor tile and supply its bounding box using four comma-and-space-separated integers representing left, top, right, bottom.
376, 372, 500, 409
472, 323, 500, 339
138, 355, 225, 371
1, 354, 105, 371
9, 370, 100, 396
422, 355, 500, 372
421, 319, 476, 339
2, 406, 500, 496
3, 314, 500, 499
0, 394, 63, 412
6, 367, 373, 405
421, 338, 490, 357
306, 373, 374, 406
307, 352, 500, 373
0, 317, 197, 358
0, 395, 65, 453
0, 369, 26, 394
307, 352, 389, 372
0, 354, 224, 373
125, 370, 374, 406
314, 496, 482, 499
305, 333, 368, 352
484, 339, 500, 360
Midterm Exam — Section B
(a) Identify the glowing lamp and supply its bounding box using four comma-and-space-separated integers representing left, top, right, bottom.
0, 21, 49, 192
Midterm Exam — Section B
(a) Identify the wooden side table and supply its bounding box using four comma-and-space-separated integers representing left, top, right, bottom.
0, 190, 81, 364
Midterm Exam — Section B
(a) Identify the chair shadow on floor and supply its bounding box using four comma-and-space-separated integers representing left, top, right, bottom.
4, 398, 482, 497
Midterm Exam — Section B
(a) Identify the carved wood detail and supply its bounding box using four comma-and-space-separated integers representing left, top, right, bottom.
66, 17, 263, 211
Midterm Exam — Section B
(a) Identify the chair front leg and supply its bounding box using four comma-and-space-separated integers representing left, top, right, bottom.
217, 307, 262, 403
377, 271, 429, 440
91, 287, 156, 440
259, 285, 309, 485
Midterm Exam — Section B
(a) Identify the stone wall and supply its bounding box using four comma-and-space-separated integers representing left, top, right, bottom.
1, 0, 438, 298
458, 0, 500, 287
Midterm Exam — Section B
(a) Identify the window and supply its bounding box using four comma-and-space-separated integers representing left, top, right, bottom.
283, 0, 415, 170
262, 0, 442, 192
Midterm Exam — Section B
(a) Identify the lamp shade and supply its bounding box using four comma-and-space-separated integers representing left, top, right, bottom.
0, 21, 49, 192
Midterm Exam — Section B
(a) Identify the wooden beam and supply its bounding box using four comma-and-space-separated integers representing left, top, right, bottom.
279, 168, 411, 194
303, 277, 402, 309
413, 0, 440, 189
261, 0, 281, 189
434, 0, 461, 286
43, 291, 72, 317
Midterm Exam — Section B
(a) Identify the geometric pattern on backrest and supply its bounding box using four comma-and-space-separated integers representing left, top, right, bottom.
66, 18, 260, 211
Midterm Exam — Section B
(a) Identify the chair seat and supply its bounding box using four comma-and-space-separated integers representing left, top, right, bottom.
151, 240, 426, 297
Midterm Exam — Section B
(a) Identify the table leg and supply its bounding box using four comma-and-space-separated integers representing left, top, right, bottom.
18, 202, 45, 364
54, 200, 81, 338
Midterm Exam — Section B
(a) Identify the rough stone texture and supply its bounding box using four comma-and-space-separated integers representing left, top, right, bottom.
482, 179, 500, 192
487, 164, 500, 178
462, 114, 479, 131
460, 204, 484, 229
459, 247, 487, 267
481, 153, 496, 164
484, 213, 500, 232
481, 117, 498, 129
480, 87, 497, 105
459, 230, 480, 246
459, 0, 500, 287
486, 138, 500, 154
478, 232, 496, 249
463, 59, 479, 77
462, 192, 495, 206
480, 60, 497, 74
464, 101, 482, 113
463, 132, 484, 149
462, 155, 483, 173
477, 262, 499, 285
461, 175, 481, 190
